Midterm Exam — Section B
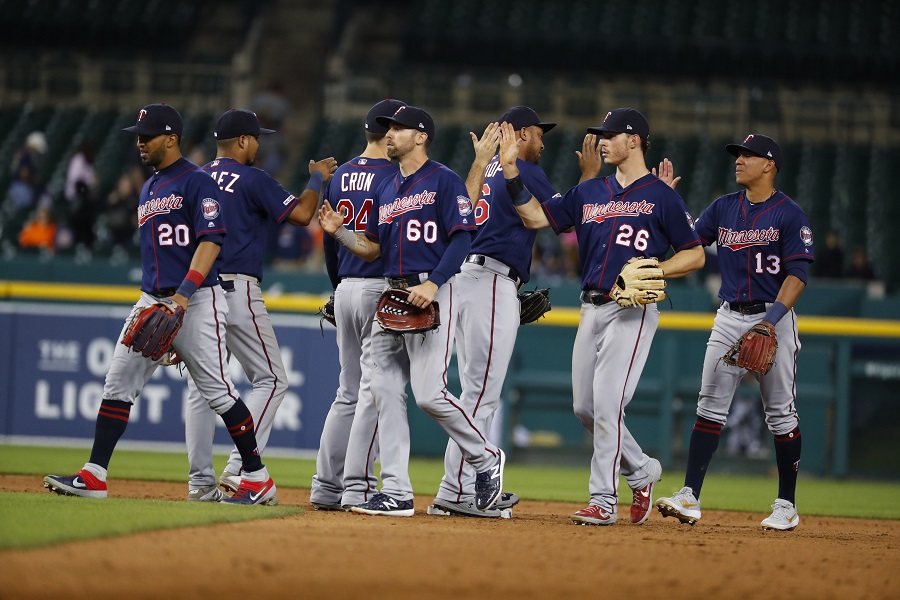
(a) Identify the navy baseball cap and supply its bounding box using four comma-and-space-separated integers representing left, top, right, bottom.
122, 103, 183, 136
214, 109, 275, 139
587, 108, 650, 139
726, 134, 782, 170
365, 99, 407, 134
376, 105, 436, 141
500, 106, 556, 132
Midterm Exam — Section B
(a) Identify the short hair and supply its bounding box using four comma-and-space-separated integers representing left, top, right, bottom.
639, 136, 651, 154
365, 131, 386, 144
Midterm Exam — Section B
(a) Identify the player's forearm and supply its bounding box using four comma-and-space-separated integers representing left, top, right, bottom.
334, 227, 380, 262
187, 241, 221, 278
286, 189, 320, 226
773, 275, 806, 311
464, 160, 489, 207
504, 173, 550, 229
659, 245, 705, 279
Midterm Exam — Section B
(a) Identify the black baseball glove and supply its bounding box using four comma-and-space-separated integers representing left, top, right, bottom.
320, 294, 336, 327
518, 288, 551, 324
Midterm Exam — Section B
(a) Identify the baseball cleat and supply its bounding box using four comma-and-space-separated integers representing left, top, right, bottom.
218, 470, 241, 494
761, 499, 800, 531
311, 501, 347, 512
187, 485, 225, 502
631, 458, 662, 524
428, 497, 511, 519
43, 470, 108, 499
350, 493, 414, 517
475, 449, 505, 511
655, 486, 701, 525
221, 477, 277, 505
495, 492, 520, 510
571, 504, 617, 526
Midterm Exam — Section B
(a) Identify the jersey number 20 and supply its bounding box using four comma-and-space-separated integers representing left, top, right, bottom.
158, 223, 190, 246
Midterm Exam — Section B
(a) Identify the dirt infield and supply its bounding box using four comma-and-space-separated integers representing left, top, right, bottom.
2, 474, 898, 600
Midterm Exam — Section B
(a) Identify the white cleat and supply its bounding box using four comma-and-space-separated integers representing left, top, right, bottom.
655, 486, 702, 525
761, 499, 800, 531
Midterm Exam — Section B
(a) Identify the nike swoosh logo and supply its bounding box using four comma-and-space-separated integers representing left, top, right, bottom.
72, 477, 86, 489
680, 501, 698, 508
640, 489, 650, 498
249, 489, 264, 502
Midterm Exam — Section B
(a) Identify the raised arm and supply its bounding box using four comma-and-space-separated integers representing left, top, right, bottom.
498, 122, 550, 230
464, 122, 500, 204
317, 199, 381, 262
286, 157, 338, 226
576, 133, 602, 183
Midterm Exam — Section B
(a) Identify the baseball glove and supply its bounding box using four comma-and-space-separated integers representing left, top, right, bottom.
610, 257, 667, 307
320, 294, 336, 328
518, 288, 551, 324
121, 298, 185, 362
722, 323, 778, 375
375, 288, 440, 334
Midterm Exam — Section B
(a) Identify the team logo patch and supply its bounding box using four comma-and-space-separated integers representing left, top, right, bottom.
685, 211, 695, 230
800, 226, 813, 246
201, 198, 220, 219
359, 158, 367, 165
457, 195, 473, 216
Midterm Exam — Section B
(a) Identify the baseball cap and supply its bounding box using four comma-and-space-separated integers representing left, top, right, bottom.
726, 134, 782, 170
499, 106, 556, 132
213, 109, 275, 139
365, 99, 407, 134
122, 103, 183, 136
587, 108, 650, 139
376, 105, 436, 141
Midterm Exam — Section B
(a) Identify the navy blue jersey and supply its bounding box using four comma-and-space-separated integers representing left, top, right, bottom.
138, 157, 225, 295
542, 173, 700, 291
201, 157, 297, 281
695, 190, 815, 303
323, 157, 399, 278
365, 160, 477, 277
472, 156, 559, 283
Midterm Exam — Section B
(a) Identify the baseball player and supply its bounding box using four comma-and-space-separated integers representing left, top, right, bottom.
656, 134, 814, 531
182, 109, 337, 503
498, 108, 705, 525
430, 106, 602, 518
318, 105, 506, 516
309, 98, 407, 511
43, 103, 276, 505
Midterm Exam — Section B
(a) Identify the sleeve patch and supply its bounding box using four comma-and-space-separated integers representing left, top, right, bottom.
800, 226, 813, 246
457, 195, 473, 216
201, 198, 220, 220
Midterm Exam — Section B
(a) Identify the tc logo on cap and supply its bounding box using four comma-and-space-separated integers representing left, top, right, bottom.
744, 134, 754, 143
138, 109, 147, 121
604, 111, 612, 122
394, 106, 407, 116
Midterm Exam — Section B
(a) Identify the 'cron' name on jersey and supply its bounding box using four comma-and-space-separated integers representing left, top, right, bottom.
718, 226, 780, 250
582, 199, 655, 224
341, 171, 376, 192
138, 194, 184, 226
379, 190, 436, 224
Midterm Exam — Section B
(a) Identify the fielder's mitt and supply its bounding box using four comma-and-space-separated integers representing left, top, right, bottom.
121, 298, 185, 361
375, 288, 440, 334
611, 257, 667, 307
320, 294, 336, 328
722, 322, 778, 375
518, 288, 551, 324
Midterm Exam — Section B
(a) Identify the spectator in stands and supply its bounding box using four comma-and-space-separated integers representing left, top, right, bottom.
815, 230, 844, 278
250, 83, 291, 176
271, 221, 313, 270
104, 173, 139, 250
8, 131, 47, 210
65, 142, 98, 248
18, 204, 57, 252
846, 245, 875, 280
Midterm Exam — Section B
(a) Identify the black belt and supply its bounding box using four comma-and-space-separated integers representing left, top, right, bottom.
388, 273, 426, 289
465, 254, 523, 288
147, 288, 178, 297
219, 280, 235, 292
723, 300, 767, 315
580, 289, 614, 306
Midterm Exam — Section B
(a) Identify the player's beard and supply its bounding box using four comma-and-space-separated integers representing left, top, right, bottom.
142, 144, 167, 168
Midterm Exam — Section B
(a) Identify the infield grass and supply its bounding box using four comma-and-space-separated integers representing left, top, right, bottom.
3, 444, 899, 523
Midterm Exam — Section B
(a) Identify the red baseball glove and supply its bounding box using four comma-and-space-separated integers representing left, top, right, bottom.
375, 288, 440, 334
722, 322, 778, 375
122, 299, 185, 361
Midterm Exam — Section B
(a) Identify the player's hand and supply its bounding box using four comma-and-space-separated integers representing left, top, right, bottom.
652, 158, 681, 190
576, 133, 601, 181
310, 157, 338, 182
407, 280, 438, 308
317, 200, 345, 235
168, 294, 189, 312
498, 122, 521, 178
470, 122, 500, 166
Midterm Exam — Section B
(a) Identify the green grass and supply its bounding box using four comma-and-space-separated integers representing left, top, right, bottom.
1, 444, 898, 551
0, 491, 303, 550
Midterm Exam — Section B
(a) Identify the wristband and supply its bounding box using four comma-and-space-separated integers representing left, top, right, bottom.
176, 269, 204, 299
762, 301, 788, 325
306, 171, 324, 193
505, 175, 532, 206
334, 226, 356, 249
